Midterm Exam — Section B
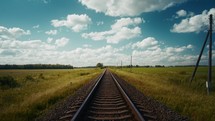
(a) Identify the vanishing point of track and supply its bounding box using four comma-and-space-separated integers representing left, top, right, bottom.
72, 69, 144, 121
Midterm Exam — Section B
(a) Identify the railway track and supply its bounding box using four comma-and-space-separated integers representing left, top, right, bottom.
59, 69, 156, 121
39, 69, 187, 121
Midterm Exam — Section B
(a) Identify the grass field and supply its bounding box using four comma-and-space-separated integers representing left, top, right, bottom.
111, 67, 215, 121
0, 68, 102, 121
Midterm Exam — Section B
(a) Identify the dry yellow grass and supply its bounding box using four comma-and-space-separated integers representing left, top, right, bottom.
0, 68, 102, 121
111, 67, 215, 121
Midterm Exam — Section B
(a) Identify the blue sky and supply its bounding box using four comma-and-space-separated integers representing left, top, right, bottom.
0, 0, 214, 66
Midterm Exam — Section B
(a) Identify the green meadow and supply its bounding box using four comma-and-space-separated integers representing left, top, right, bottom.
0, 69, 102, 121
111, 67, 215, 121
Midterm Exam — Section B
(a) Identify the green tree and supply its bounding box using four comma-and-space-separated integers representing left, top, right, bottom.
96, 63, 103, 68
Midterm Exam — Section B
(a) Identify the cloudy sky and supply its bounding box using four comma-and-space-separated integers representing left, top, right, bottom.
0, 0, 215, 66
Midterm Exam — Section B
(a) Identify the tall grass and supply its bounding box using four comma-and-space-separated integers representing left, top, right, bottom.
0, 68, 102, 121
111, 67, 215, 121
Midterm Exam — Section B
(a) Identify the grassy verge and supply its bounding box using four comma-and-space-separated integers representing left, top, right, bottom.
0, 68, 102, 121
111, 67, 215, 121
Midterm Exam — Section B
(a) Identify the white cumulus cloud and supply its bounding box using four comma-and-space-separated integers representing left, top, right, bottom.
79, 0, 186, 17
0, 39, 55, 50
129, 37, 197, 65
0, 36, 208, 66
176, 9, 187, 17
45, 29, 57, 35
51, 14, 92, 32
166, 45, 192, 53
0, 26, 30, 39
132, 45, 196, 65
47, 37, 53, 43
55, 37, 69, 47
171, 8, 215, 33
82, 17, 142, 44
132, 37, 158, 49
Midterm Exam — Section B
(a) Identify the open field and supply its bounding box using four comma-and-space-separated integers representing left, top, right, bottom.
111, 67, 215, 121
0, 68, 102, 121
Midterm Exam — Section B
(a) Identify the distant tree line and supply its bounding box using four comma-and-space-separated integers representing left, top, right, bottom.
111, 65, 207, 68
113, 65, 165, 68
0, 64, 73, 69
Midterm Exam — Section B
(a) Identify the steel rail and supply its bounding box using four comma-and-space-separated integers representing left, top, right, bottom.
71, 69, 145, 121
110, 72, 145, 121
71, 69, 106, 121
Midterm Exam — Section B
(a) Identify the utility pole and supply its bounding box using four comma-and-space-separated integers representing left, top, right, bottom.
190, 14, 213, 95
207, 14, 213, 95
121, 60, 122, 69
130, 55, 132, 72
131, 55, 132, 67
